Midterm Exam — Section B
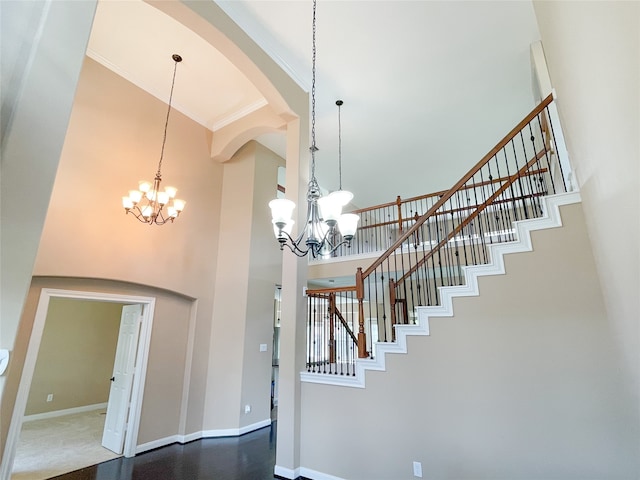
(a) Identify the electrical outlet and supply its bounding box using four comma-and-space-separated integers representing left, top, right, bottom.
413, 461, 422, 478
46, 394, 53, 402
244, 404, 251, 414
259, 343, 268, 352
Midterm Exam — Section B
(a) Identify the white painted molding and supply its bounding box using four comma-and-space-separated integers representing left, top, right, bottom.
301, 192, 582, 389
23, 402, 107, 422
137, 419, 274, 454
136, 435, 182, 455
274, 465, 301, 480
299, 467, 348, 480
202, 418, 272, 438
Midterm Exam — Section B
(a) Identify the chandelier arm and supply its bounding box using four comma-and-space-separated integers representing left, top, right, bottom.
277, 230, 311, 257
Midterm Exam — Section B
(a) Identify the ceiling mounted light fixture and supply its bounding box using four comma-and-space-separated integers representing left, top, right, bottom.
269, 0, 359, 258
122, 53, 186, 225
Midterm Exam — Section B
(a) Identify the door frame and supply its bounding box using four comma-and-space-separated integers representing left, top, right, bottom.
2, 288, 156, 477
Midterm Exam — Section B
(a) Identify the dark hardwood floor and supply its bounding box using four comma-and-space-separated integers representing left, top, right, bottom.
49, 422, 279, 480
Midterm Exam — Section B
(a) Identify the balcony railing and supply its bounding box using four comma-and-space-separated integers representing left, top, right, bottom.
305, 94, 569, 374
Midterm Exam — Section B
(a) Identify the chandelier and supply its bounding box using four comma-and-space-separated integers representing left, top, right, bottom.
269, 0, 359, 258
122, 54, 186, 225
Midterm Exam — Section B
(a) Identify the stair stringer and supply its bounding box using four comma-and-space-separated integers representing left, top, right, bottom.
300, 191, 582, 389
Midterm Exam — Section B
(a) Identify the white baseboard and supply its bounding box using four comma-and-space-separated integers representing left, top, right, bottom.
22, 402, 107, 422
274, 464, 300, 479
301, 467, 348, 480
202, 418, 272, 437
136, 418, 273, 454
136, 435, 181, 454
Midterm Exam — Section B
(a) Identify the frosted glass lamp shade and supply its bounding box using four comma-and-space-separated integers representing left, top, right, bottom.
329, 189, 353, 207
338, 213, 359, 239
317, 195, 342, 226
157, 191, 169, 205
129, 190, 143, 204
269, 199, 296, 225
173, 199, 186, 212
141, 205, 153, 218
165, 186, 178, 198
122, 196, 134, 209
139, 181, 152, 193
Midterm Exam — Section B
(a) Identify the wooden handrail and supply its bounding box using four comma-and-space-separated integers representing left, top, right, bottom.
361, 93, 553, 279
307, 285, 357, 296
304, 94, 559, 364
353, 168, 548, 231
394, 148, 548, 286
332, 305, 358, 344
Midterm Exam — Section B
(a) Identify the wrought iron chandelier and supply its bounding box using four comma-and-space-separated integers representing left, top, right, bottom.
269, 0, 359, 258
122, 54, 186, 225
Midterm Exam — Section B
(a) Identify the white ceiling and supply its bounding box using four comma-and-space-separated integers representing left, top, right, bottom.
87, 0, 543, 209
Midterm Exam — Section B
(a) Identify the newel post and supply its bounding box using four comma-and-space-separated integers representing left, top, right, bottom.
356, 267, 368, 358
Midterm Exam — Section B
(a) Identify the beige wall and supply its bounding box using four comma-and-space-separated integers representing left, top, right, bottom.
16, 278, 193, 446
0, 0, 309, 469
205, 141, 283, 430
533, 0, 639, 400
300, 203, 639, 479
0, 0, 96, 388
25, 298, 123, 416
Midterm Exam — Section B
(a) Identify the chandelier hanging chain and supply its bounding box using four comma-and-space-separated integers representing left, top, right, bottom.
309, 0, 318, 178
156, 54, 181, 179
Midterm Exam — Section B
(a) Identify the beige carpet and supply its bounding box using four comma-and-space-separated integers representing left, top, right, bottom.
11, 409, 121, 480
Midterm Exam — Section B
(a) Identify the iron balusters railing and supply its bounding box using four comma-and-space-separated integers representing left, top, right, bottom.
305, 94, 568, 370
306, 288, 358, 375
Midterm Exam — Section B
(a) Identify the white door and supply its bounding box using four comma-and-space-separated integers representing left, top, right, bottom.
102, 304, 143, 454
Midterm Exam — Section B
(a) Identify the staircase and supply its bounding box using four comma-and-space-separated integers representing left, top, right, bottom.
302, 93, 576, 387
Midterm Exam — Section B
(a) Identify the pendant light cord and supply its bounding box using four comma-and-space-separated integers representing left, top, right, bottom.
337, 100, 343, 190
157, 55, 181, 178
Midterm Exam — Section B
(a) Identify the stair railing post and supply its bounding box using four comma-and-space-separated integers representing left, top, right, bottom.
328, 292, 336, 364
396, 196, 403, 234
356, 267, 368, 358
389, 278, 397, 342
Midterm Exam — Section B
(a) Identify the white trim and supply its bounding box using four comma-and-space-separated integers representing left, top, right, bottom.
23, 402, 107, 422
180, 431, 202, 444
124, 299, 155, 458
300, 192, 582, 389
213, 2, 308, 92
202, 418, 272, 438
211, 98, 269, 131
299, 467, 348, 480
135, 419, 273, 455
274, 465, 301, 480
136, 435, 181, 455
85, 48, 206, 129
1, 289, 156, 477
178, 299, 198, 436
